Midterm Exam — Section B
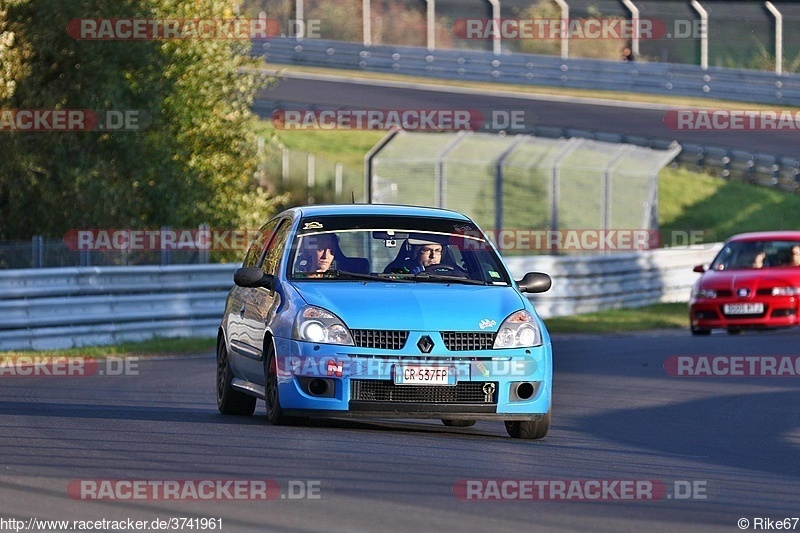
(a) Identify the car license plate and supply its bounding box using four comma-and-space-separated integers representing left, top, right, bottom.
723, 303, 764, 315
394, 365, 456, 386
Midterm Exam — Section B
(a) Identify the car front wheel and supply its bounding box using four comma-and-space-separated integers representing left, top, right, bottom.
505, 409, 550, 439
216, 338, 256, 416
264, 342, 290, 425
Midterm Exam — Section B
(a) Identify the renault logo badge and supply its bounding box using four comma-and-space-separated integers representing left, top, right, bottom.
417, 335, 434, 353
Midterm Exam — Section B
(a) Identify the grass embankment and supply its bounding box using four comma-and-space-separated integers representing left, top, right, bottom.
544, 303, 688, 334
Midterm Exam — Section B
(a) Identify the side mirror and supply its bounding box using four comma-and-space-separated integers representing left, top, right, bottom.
517, 272, 552, 294
234, 267, 274, 288
692, 264, 706, 273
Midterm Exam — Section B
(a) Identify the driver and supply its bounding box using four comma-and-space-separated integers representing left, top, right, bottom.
413, 242, 442, 273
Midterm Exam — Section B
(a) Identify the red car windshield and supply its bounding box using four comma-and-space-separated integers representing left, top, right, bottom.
711, 240, 800, 270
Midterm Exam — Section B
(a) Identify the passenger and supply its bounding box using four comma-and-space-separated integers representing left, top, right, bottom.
298, 234, 337, 277
791, 245, 800, 267
752, 251, 766, 269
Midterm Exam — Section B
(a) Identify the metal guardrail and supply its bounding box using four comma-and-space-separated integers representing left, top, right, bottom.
0, 264, 237, 350
508, 244, 722, 318
255, 38, 800, 106
0, 248, 720, 350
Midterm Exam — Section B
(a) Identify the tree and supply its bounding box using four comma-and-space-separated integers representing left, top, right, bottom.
0, 0, 280, 239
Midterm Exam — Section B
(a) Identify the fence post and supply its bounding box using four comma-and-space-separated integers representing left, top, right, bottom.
494, 135, 527, 250
334, 163, 343, 200
435, 130, 468, 208
307, 153, 316, 203
282, 146, 289, 184
364, 129, 402, 204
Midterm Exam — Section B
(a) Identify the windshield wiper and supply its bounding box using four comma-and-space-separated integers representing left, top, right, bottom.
327, 270, 414, 282
410, 272, 488, 285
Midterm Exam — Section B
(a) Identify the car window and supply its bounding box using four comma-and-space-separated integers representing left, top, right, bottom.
243, 219, 278, 268
287, 215, 511, 284
711, 240, 800, 270
260, 219, 292, 275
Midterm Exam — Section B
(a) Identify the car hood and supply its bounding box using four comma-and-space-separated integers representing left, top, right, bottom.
698, 269, 800, 291
291, 282, 528, 331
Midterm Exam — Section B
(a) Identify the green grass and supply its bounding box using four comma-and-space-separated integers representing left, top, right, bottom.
544, 303, 688, 334
256, 120, 385, 170
0, 337, 215, 359
658, 166, 800, 243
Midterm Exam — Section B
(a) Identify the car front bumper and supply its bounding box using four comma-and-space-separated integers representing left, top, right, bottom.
690, 297, 799, 330
272, 337, 552, 419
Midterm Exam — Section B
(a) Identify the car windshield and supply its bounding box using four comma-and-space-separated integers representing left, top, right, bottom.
710, 240, 800, 270
287, 215, 512, 285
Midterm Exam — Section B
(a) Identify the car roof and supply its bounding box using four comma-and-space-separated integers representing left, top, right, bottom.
726, 231, 800, 242
280, 204, 472, 220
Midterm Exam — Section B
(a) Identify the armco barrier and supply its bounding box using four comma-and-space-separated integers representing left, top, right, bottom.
0, 264, 237, 350
255, 38, 800, 106
0, 247, 720, 350
506, 245, 722, 318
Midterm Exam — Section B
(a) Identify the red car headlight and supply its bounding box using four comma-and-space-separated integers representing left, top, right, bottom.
771, 287, 800, 297
696, 289, 717, 299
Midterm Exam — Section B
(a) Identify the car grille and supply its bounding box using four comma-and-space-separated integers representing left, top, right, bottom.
351, 380, 497, 403
440, 331, 495, 351
351, 330, 409, 350
720, 309, 767, 319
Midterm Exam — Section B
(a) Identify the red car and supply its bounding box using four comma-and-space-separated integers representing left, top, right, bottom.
689, 231, 800, 335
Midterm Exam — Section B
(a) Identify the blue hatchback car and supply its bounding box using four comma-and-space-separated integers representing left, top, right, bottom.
217, 204, 553, 439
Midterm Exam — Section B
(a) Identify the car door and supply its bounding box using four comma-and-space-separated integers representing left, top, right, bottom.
227, 220, 278, 366
238, 218, 293, 383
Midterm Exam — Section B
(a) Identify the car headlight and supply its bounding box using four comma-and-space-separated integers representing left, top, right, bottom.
493, 310, 542, 349
696, 289, 717, 299
293, 306, 354, 345
771, 287, 800, 296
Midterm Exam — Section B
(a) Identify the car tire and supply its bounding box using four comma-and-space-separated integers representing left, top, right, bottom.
442, 419, 476, 427
691, 325, 711, 336
264, 342, 290, 425
216, 338, 256, 416
727, 328, 744, 335
505, 409, 550, 440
